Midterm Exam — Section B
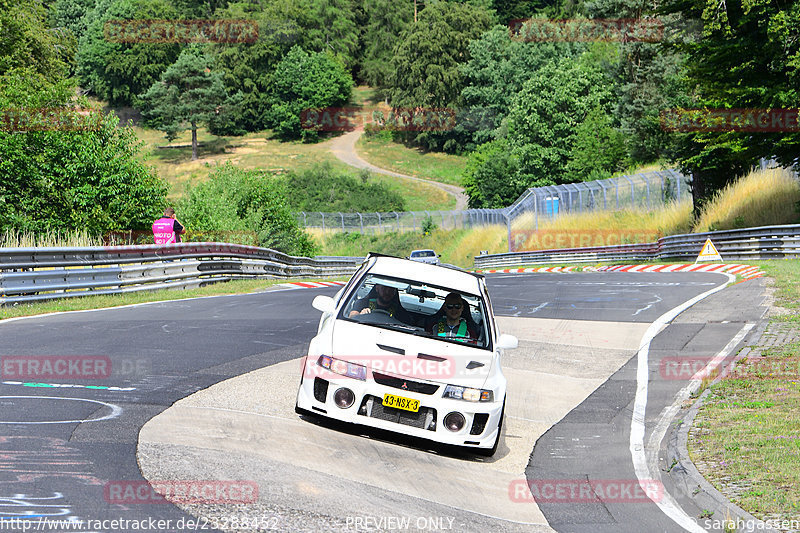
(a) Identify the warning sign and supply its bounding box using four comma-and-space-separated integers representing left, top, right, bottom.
695, 239, 722, 263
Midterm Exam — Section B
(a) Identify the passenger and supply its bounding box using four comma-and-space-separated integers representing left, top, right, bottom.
349, 283, 413, 323
428, 292, 478, 341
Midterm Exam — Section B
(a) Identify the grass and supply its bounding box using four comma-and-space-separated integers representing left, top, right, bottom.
130, 87, 454, 211
356, 133, 467, 187
688, 259, 800, 523
694, 167, 800, 232
0, 278, 347, 321
1, 229, 103, 248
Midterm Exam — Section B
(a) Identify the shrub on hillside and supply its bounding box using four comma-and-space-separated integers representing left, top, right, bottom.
179, 164, 316, 256
282, 163, 405, 212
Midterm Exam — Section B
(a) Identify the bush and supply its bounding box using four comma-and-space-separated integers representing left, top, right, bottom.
179, 164, 316, 256
281, 163, 405, 212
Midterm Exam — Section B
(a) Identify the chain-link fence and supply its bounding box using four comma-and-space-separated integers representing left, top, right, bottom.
296, 170, 692, 236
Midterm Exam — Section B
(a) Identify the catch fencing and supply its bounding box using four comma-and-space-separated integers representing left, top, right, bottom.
474, 224, 800, 268
297, 169, 691, 238
0, 242, 363, 307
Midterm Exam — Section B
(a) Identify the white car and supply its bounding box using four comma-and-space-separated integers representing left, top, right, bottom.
295, 254, 518, 456
408, 249, 440, 265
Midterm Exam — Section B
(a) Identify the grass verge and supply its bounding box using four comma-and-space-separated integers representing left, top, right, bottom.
688, 259, 800, 523
356, 133, 467, 187
0, 278, 347, 321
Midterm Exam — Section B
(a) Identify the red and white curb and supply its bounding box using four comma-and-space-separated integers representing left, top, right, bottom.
477, 264, 764, 279
273, 280, 347, 290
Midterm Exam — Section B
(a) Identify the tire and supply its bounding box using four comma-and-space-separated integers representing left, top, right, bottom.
475, 399, 505, 457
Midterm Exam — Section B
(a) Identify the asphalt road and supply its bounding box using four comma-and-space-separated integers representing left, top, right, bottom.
0, 272, 766, 532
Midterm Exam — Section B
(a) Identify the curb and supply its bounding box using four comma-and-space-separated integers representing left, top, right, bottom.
477, 263, 765, 279
665, 317, 779, 532
272, 280, 346, 290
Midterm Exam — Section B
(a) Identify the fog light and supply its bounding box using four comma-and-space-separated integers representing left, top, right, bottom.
333, 387, 355, 409
444, 412, 465, 432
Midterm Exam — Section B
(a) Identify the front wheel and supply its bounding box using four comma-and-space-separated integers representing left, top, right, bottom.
475, 400, 505, 457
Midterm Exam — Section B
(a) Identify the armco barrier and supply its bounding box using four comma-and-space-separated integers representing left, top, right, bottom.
0, 243, 364, 306
474, 224, 800, 269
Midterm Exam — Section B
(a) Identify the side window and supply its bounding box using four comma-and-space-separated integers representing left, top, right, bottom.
335, 260, 370, 305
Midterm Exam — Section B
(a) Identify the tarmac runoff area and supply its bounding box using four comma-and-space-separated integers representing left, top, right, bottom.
137, 316, 651, 533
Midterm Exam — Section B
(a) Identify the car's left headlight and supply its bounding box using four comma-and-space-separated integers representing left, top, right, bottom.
443, 384, 493, 402
317, 355, 367, 381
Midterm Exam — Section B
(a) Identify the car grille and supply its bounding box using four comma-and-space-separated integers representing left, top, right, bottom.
358, 395, 437, 431
372, 372, 440, 395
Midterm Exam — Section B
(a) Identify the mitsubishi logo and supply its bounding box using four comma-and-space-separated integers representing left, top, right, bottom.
401, 382, 408, 390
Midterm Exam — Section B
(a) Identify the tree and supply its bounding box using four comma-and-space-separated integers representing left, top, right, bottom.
265, 46, 353, 141
0, 0, 75, 81
504, 55, 616, 186
660, 0, 800, 212
180, 164, 316, 256
207, 0, 306, 134
302, 0, 360, 72
140, 47, 239, 160
76, 0, 180, 107
0, 68, 168, 234
361, 0, 413, 95
462, 139, 523, 208
566, 105, 627, 181
387, 2, 493, 109
459, 25, 585, 148
50, 0, 96, 43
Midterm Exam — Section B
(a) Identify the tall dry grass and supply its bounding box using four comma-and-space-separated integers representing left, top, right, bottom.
693, 167, 800, 232
1, 229, 103, 248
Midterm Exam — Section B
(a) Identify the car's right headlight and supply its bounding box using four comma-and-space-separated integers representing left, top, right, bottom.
317, 355, 367, 381
443, 384, 493, 402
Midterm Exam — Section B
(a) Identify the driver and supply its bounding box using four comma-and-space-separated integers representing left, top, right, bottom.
348, 282, 413, 323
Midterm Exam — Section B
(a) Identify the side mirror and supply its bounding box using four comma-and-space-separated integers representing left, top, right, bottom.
496, 334, 518, 350
312, 295, 336, 314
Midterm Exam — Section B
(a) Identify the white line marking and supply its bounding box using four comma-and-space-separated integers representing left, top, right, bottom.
0, 396, 123, 424
630, 273, 735, 532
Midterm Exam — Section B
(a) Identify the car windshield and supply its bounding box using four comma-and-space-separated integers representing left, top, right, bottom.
412, 251, 435, 257
340, 274, 491, 350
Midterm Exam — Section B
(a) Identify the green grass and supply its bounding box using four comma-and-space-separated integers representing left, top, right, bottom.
356, 133, 467, 187
0, 278, 347, 321
688, 259, 800, 522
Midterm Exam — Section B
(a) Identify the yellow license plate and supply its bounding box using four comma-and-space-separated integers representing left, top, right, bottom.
382, 393, 420, 412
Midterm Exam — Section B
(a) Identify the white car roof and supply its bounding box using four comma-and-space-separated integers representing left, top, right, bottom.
365, 256, 483, 296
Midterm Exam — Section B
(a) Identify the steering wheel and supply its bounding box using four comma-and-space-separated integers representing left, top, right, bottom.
370, 308, 391, 316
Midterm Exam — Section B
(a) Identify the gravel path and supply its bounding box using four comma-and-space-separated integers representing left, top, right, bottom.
329, 129, 469, 210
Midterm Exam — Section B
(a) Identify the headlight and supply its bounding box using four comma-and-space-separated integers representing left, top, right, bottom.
443, 384, 493, 402
317, 356, 366, 381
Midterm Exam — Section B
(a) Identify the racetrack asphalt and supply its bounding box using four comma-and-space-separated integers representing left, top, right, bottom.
0, 272, 768, 532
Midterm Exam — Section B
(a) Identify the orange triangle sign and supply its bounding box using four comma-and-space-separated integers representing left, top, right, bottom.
696, 238, 722, 263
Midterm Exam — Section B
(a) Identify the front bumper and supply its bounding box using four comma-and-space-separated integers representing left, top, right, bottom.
296, 357, 504, 450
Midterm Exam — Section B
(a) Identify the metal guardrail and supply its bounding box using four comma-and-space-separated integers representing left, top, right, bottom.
0, 242, 364, 307
474, 224, 800, 268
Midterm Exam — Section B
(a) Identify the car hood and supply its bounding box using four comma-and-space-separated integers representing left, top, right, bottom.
326, 320, 494, 387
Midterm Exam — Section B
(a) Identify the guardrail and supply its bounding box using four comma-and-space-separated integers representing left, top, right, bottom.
474, 224, 800, 269
0, 242, 364, 307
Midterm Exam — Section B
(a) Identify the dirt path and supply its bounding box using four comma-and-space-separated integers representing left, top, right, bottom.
330, 129, 469, 210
